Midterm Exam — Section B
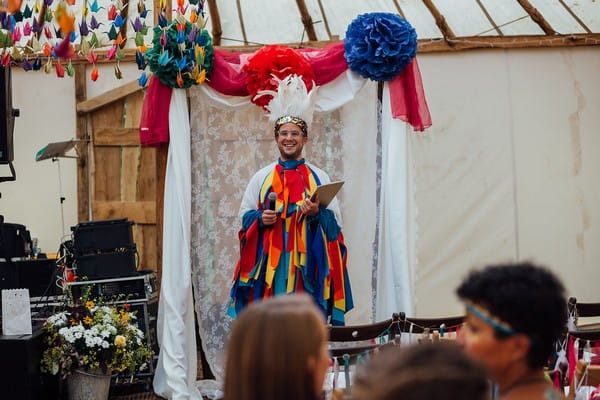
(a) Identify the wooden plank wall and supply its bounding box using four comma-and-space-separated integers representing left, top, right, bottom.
89, 91, 158, 272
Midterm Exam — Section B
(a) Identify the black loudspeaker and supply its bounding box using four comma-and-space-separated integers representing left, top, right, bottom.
0, 66, 18, 164
72, 219, 134, 254
0, 222, 32, 259
71, 219, 137, 279
75, 250, 137, 279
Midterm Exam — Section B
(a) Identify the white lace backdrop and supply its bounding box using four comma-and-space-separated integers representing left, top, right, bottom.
188, 78, 411, 383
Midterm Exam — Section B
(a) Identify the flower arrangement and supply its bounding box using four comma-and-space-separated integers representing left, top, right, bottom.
344, 12, 417, 81
243, 45, 315, 109
41, 291, 153, 379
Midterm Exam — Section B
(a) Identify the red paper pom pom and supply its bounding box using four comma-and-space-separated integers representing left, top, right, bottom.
243, 45, 315, 109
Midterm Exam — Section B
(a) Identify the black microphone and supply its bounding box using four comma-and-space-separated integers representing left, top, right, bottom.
268, 192, 277, 211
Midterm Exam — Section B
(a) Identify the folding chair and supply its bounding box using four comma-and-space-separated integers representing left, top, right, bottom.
397, 312, 464, 341
328, 314, 400, 359
568, 297, 600, 330
327, 314, 401, 395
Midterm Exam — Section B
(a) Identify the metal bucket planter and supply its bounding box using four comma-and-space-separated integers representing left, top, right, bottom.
67, 368, 111, 400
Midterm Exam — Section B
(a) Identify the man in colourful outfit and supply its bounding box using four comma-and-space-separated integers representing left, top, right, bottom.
228, 113, 353, 326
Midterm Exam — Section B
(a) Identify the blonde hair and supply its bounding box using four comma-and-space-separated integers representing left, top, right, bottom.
223, 294, 327, 400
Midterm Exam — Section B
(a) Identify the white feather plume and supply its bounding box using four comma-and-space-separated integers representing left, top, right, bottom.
254, 74, 317, 126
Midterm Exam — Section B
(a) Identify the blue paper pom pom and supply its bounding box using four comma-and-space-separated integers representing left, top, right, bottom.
344, 13, 417, 81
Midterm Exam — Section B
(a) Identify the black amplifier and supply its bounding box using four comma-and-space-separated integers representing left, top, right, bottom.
72, 219, 134, 254
66, 270, 158, 303
75, 249, 137, 279
0, 222, 32, 259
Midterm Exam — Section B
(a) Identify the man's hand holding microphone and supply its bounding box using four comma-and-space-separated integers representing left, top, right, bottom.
262, 192, 278, 226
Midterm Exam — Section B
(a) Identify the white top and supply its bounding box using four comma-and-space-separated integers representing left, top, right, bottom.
238, 161, 343, 227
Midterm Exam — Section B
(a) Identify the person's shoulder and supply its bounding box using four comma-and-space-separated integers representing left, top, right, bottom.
501, 384, 565, 400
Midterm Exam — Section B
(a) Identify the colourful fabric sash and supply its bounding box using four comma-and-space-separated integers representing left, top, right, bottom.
228, 162, 353, 325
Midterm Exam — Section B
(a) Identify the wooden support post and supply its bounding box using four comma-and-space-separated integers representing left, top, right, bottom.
74, 64, 90, 222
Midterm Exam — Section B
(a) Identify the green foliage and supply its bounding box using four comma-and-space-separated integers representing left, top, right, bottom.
41, 287, 153, 379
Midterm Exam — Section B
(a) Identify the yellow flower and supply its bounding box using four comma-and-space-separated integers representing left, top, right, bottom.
120, 312, 130, 324
83, 316, 93, 326
69, 318, 78, 326
85, 301, 94, 310
114, 335, 126, 347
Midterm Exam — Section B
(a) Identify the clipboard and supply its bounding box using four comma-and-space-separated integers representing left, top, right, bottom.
310, 181, 344, 207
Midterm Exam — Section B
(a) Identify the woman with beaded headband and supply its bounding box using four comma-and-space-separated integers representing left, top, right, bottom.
228, 75, 353, 326
456, 262, 567, 400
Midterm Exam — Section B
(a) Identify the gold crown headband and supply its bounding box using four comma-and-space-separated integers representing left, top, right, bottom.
274, 116, 308, 136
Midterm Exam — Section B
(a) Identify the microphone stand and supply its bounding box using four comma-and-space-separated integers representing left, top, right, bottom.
52, 157, 67, 238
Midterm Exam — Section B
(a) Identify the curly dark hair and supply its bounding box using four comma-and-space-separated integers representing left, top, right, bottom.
352, 342, 490, 400
456, 262, 567, 368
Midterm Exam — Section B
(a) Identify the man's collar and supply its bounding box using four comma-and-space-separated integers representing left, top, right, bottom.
278, 158, 306, 170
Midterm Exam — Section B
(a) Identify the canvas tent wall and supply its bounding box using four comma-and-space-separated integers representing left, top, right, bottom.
2, 1, 599, 397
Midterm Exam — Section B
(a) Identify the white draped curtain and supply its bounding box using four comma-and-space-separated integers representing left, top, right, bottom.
153, 74, 414, 398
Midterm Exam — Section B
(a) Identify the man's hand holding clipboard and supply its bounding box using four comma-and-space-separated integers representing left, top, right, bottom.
300, 181, 344, 217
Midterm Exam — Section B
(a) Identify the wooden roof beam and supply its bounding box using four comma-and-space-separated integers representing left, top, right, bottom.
207, 0, 223, 46
235, 0, 249, 46
295, 0, 318, 42
475, 0, 503, 36
419, 33, 600, 52
392, 0, 407, 19
422, 0, 456, 40
316, 0, 333, 40
516, 0, 555, 35
557, 0, 592, 34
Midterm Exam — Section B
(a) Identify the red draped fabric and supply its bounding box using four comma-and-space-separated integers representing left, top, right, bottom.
139, 76, 172, 147
389, 59, 432, 132
139, 42, 431, 146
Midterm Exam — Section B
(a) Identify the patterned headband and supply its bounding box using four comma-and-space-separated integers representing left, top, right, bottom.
465, 302, 517, 336
274, 116, 308, 136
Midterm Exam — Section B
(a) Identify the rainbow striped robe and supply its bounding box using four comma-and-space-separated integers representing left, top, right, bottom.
228, 159, 354, 325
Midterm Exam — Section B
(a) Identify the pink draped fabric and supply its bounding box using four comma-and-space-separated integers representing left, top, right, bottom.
139, 42, 432, 146
206, 49, 249, 96
297, 42, 347, 86
389, 59, 432, 132
207, 42, 349, 96
139, 76, 172, 147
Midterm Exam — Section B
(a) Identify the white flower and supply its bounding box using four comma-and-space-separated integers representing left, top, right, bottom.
48, 312, 70, 327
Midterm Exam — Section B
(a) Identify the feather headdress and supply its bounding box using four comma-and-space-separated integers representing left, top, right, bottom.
254, 74, 317, 134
